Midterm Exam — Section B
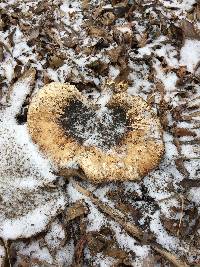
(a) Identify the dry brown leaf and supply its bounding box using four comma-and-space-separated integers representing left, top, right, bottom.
114, 67, 130, 86
87, 233, 106, 256
0, 19, 4, 31
177, 66, 187, 78
92, 5, 103, 20
0, 45, 3, 62
147, 94, 155, 106
161, 217, 180, 236
173, 138, 182, 154
172, 106, 184, 121
138, 32, 148, 48
65, 201, 88, 222
188, 110, 200, 117
172, 127, 197, 137
73, 181, 190, 267
82, 0, 90, 10
87, 26, 107, 37
180, 178, 200, 188
175, 158, 189, 177
105, 247, 129, 260
48, 55, 65, 69
0, 41, 11, 55
102, 12, 116, 26
181, 20, 200, 40
14, 64, 22, 79
156, 81, 165, 100
63, 35, 78, 48
87, 60, 109, 75
107, 46, 122, 63
113, 25, 133, 45
28, 27, 40, 41
8, 28, 16, 47
73, 235, 87, 267
113, 1, 129, 17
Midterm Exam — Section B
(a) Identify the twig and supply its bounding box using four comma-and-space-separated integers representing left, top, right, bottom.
72, 181, 189, 267
182, 157, 200, 161
152, 245, 188, 267
177, 195, 184, 237
2, 240, 11, 267
179, 139, 200, 145
72, 180, 143, 240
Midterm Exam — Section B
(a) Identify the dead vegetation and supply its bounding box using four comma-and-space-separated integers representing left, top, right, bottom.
0, 0, 199, 266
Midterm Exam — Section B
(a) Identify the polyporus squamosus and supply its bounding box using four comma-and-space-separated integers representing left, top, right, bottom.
27, 82, 164, 183
0, 71, 66, 240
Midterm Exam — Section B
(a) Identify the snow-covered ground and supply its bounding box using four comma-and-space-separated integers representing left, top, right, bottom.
0, 0, 199, 266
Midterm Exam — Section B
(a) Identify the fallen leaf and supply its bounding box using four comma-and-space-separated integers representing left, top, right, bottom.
0, 45, 3, 62
107, 46, 122, 63
102, 12, 115, 26
87, 25, 107, 38
172, 127, 197, 137
175, 158, 189, 177
65, 201, 88, 222
48, 55, 65, 69
138, 32, 148, 48
181, 20, 200, 40
177, 66, 187, 78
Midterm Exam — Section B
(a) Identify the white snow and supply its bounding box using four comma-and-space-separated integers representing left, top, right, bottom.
188, 187, 200, 205
94, 253, 116, 267
0, 244, 5, 266
0, 197, 65, 240
155, 44, 179, 68
0, 0, 199, 265
60, 0, 83, 32
143, 168, 173, 201
164, 142, 179, 160
0, 72, 66, 240
45, 220, 66, 250
180, 39, 200, 73
150, 211, 180, 251
184, 160, 200, 179
55, 240, 74, 266
15, 241, 53, 264
87, 203, 106, 232
181, 144, 200, 158
110, 222, 150, 258
109, 65, 120, 79
137, 36, 167, 57
161, 0, 196, 12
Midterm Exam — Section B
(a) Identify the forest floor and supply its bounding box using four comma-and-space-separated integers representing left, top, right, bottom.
0, 0, 200, 266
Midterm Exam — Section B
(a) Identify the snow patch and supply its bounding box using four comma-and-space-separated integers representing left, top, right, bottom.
180, 40, 200, 73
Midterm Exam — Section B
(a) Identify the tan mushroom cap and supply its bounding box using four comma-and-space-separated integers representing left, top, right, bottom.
27, 82, 164, 183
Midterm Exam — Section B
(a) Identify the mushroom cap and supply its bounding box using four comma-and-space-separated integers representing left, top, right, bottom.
27, 82, 164, 183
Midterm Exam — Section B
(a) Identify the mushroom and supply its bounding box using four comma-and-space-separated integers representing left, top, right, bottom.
27, 82, 164, 183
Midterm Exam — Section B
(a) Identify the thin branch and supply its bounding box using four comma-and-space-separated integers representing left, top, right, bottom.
72, 181, 189, 267
1, 240, 11, 267
177, 196, 184, 237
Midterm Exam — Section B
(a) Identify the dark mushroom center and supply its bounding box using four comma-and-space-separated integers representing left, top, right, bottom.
59, 99, 128, 150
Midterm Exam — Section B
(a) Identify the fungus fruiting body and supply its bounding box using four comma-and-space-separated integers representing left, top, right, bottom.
27, 82, 164, 183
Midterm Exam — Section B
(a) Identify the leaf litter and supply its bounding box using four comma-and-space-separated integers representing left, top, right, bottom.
0, 0, 199, 266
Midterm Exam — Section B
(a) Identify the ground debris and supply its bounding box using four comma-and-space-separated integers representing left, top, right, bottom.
0, 0, 199, 266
